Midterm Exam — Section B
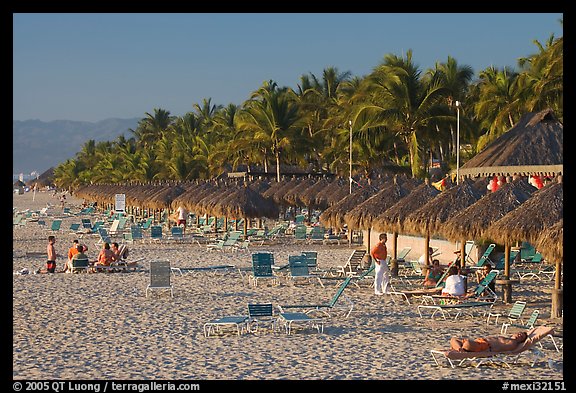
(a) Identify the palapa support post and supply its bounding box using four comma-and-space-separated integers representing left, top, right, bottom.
551, 259, 563, 318
460, 239, 466, 269
551, 289, 563, 319
391, 232, 399, 277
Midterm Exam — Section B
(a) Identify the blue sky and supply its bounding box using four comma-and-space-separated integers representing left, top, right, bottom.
13, 13, 563, 123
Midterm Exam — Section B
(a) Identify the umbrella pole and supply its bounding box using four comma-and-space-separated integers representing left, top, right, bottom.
460, 240, 466, 268
366, 228, 371, 264
391, 232, 399, 277
552, 259, 563, 318
425, 231, 430, 266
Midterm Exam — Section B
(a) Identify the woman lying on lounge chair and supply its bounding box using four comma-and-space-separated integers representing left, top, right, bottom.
450, 331, 528, 352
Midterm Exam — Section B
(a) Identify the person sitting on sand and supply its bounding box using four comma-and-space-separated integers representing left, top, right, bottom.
441, 265, 466, 296
450, 331, 528, 352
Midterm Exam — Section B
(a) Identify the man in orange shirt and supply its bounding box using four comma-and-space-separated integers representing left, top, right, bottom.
370, 233, 390, 295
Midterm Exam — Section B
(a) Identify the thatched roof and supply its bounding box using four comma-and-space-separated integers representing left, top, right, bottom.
440, 178, 536, 243
313, 177, 350, 209
535, 218, 563, 262
460, 108, 563, 178
484, 178, 563, 245
212, 184, 279, 219
26, 167, 55, 188
373, 180, 441, 234
282, 177, 318, 207
403, 177, 485, 236
344, 176, 420, 230
298, 177, 332, 208
319, 183, 381, 229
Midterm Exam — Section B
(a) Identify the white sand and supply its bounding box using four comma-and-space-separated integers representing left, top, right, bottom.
13, 191, 563, 380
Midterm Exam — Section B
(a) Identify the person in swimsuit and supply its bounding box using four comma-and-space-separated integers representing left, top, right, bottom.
450, 331, 529, 352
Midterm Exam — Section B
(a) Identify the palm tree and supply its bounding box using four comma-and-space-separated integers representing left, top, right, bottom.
237, 81, 302, 181
473, 66, 522, 150
517, 32, 563, 117
130, 108, 175, 149
355, 50, 451, 178
425, 56, 474, 161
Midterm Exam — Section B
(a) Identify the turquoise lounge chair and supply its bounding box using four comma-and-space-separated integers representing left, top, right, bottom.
287, 255, 324, 287
278, 276, 354, 318
474, 243, 496, 268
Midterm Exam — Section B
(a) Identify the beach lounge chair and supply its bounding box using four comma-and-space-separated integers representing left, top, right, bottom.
395, 247, 412, 264
417, 271, 499, 320
287, 255, 324, 287
307, 226, 326, 244
278, 277, 354, 318
430, 326, 555, 368
293, 224, 308, 242
472, 243, 496, 269
246, 303, 276, 333
417, 299, 496, 320
169, 225, 184, 242
146, 260, 173, 298
248, 252, 280, 287
463, 240, 476, 265
95, 227, 112, 247
171, 264, 235, 276
277, 312, 325, 335
50, 219, 62, 232
203, 316, 248, 337
301, 251, 319, 271
70, 257, 90, 273
501, 309, 540, 334
69, 223, 81, 233
519, 241, 537, 261
329, 249, 366, 277
487, 300, 527, 325
423, 269, 499, 304
81, 218, 92, 229
149, 225, 163, 242
108, 219, 121, 235
130, 225, 144, 242
141, 217, 154, 230
494, 249, 520, 270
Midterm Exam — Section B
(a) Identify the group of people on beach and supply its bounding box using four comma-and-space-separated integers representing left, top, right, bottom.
38, 236, 128, 273
369, 232, 530, 353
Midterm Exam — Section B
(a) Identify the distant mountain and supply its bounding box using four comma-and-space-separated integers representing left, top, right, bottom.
13, 117, 140, 174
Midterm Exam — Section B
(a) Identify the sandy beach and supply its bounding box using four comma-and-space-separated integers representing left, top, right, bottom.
13, 191, 563, 381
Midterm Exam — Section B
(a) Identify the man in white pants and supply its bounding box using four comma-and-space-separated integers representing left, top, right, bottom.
370, 233, 390, 295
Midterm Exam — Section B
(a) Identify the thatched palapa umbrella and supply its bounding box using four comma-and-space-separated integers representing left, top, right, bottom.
534, 218, 563, 317
373, 179, 441, 265
459, 108, 563, 179
535, 218, 563, 265
403, 177, 485, 266
440, 178, 536, 261
314, 177, 350, 209
213, 184, 279, 235
319, 183, 381, 231
484, 177, 563, 311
